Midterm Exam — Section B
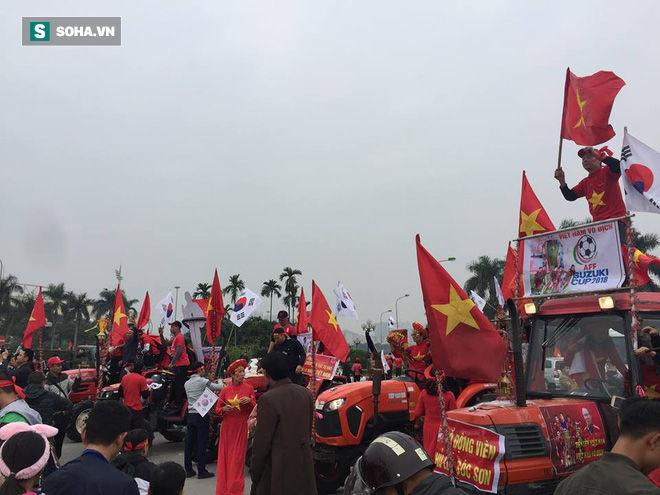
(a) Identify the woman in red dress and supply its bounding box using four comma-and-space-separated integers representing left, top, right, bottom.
215, 359, 255, 495
414, 366, 456, 458
406, 322, 432, 373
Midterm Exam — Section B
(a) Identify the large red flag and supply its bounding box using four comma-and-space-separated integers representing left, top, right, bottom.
137, 291, 150, 330
23, 287, 46, 348
112, 286, 130, 343
519, 171, 555, 237
310, 281, 349, 361
417, 235, 506, 381
560, 68, 625, 146
206, 269, 225, 344
501, 244, 518, 301
623, 246, 660, 286
296, 288, 309, 335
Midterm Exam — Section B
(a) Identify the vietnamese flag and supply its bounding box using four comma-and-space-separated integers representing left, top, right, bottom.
519, 171, 555, 237
623, 246, 660, 286
296, 288, 309, 335
206, 269, 225, 344
111, 286, 130, 343
310, 281, 349, 361
417, 235, 506, 381
23, 287, 46, 348
137, 291, 150, 330
560, 68, 625, 146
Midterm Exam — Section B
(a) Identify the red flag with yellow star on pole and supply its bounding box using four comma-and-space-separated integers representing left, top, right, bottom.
416, 235, 507, 381
519, 171, 555, 238
560, 68, 625, 146
23, 287, 46, 348
137, 291, 150, 330
206, 269, 225, 344
310, 281, 349, 361
296, 288, 309, 335
111, 285, 130, 344
623, 246, 660, 286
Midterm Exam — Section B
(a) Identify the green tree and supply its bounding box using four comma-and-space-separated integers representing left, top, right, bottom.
193, 282, 211, 299
279, 267, 302, 321
261, 280, 282, 322
66, 292, 92, 348
44, 283, 68, 348
464, 256, 504, 318
222, 275, 245, 306
0, 275, 24, 330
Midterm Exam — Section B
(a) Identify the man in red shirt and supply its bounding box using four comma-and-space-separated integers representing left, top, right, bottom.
394, 356, 403, 377
119, 360, 150, 432
351, 359, 362, 382
554, 147, 626, 222
162, 321, 190, 407
267, 310, 297, 353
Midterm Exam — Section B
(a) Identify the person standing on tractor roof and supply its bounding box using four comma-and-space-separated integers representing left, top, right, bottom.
414, 366, 456, 458
554, 146, 626, 222
160, 321, 190, 407
269, 327, 306, 386
267, 310, 297, 353
556, 398, 660, 495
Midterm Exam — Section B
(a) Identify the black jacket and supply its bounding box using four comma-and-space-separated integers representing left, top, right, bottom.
0, 362, 35, 389
24, 383, 72, 425
272, 337, 306, 384
112, 452, 157, 482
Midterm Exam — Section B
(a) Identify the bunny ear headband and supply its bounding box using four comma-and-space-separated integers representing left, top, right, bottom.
0, 423, 58, 480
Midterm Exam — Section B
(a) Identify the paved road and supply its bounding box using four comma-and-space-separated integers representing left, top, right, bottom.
60, 434, 344, 495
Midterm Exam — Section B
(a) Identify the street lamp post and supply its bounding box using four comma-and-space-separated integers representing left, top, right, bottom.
174, 286, 181, 320
379, 309, 392, 344
395, 294, 410, 330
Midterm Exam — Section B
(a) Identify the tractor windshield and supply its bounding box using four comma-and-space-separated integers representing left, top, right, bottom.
527, 314, 630, 399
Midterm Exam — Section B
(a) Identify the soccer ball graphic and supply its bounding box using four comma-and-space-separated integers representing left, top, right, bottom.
577, 235, 597, 262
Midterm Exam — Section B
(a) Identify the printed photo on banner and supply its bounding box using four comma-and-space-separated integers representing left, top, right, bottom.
522, 220, 625, 297
434, 419, 505, 494
539, 403, 607, 474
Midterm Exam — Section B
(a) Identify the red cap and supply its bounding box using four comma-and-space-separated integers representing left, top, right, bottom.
46, 356, 65, 368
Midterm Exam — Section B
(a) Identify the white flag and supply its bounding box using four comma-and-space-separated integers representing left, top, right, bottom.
469, 291, 487, 312
388, 316, 395, 329
621, 129, 660, 214
229, 287, 263, 327
156, 291, 175, 327
493, 276, 505, 308
380, 350, 390, 373
334, 282, 359, 320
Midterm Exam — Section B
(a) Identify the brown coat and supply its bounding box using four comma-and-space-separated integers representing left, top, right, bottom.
250, 378, 317, 495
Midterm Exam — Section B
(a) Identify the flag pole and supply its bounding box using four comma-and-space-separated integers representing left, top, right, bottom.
557, 137, 564, 171
557, 68, 569, 171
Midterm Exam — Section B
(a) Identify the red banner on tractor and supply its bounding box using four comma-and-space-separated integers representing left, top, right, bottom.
302, 353, 339, 381
434, 419, 505, 494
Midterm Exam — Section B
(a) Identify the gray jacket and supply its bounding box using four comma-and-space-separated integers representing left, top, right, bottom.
184, 374, 223, 414
0, 399, 43, 425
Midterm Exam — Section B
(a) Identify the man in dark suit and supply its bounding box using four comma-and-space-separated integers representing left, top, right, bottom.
250, 352, 316, 495
42, 400, 139, 495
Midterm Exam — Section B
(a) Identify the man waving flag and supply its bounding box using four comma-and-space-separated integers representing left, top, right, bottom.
416, 235, 506, 382
310, 281, 349, 361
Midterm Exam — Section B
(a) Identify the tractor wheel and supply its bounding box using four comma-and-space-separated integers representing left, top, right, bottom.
315, 459, 351, 494
67, 400, 94, 442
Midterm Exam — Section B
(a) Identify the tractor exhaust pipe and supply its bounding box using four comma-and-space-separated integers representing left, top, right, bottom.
506, 298, 527, 407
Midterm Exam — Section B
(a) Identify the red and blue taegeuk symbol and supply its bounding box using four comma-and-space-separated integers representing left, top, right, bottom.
626, 163, 654, 194
234, 297, 248, 312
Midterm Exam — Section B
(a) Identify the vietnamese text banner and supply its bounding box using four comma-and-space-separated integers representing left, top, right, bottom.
522, 220, 625, 297
302, 353, 339, 380
435, 419, 505, 493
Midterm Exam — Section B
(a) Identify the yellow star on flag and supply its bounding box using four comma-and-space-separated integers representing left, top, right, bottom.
325, 310, 339, 331
413, 351, 425, 361
113, 307, 126, 325
227, 394, 242, 410
431, 285, 480, 336
633, 249, 643, 267
207, 299, 214, 312
573, 88, 587, 129
588, 190, 606, 209
519, 208, 546, 237
29, 311, 36, 322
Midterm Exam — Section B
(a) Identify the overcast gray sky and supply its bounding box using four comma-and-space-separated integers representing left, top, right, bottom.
2, 1, 659, 335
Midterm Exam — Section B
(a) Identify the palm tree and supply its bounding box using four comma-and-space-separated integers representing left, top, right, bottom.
193, 282, 212, 299
261, 280, 282, 322
222, 275, 245, 306
44, 284, 68, 348
66, 292, 92, 348
464, 256, 505, 317
279, 267, 302, 321
0, 275, 24, 327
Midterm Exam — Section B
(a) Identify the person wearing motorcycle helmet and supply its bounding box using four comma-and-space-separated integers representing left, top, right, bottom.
349, 431, 467, 495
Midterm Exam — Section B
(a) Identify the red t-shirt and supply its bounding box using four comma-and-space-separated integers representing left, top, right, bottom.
571, 165, 626, 221
352, 363, 362, 376
394, 357, 403, 368
121, 372, 148, 411
273, 323, 297, 337
171, 333, 190, 367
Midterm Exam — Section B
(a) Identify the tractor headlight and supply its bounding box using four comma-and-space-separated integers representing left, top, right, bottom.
326, 398, 346, 411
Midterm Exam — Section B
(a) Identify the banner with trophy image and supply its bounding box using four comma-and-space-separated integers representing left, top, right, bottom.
521, 220, 625, 297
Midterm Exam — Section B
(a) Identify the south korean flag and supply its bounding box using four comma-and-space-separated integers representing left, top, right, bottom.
621, 128, 660, 214
229, 287, 263, 327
